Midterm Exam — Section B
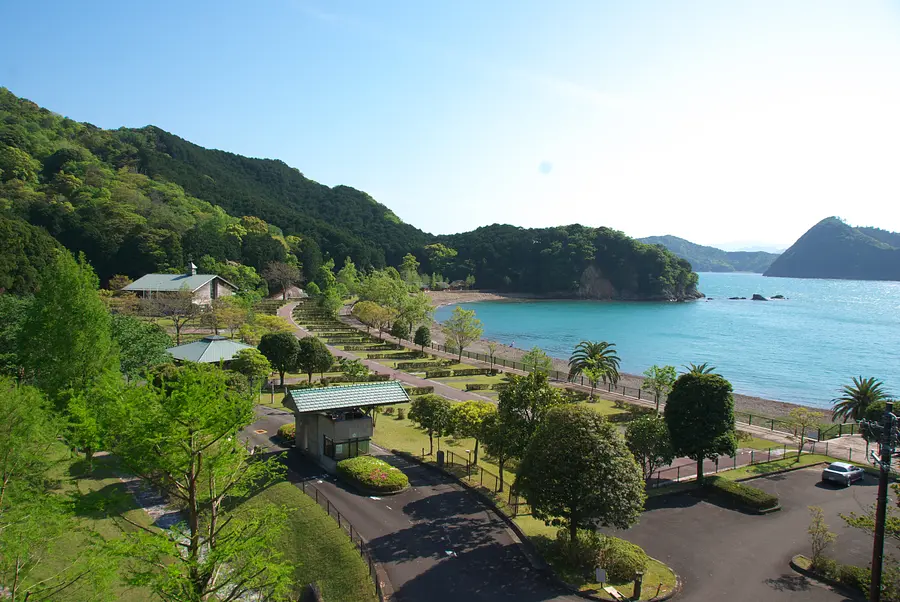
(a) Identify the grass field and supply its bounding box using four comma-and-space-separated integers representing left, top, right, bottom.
737, 436, 796, 452
575, 399, 629, 418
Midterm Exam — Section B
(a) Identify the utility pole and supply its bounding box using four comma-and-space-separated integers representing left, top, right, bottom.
861, 400, 898, 602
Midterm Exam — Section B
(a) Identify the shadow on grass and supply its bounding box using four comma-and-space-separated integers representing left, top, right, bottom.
73, 481, 141, 519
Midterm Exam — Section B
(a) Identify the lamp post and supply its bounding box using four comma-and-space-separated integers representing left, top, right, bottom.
860, 400, 898, 602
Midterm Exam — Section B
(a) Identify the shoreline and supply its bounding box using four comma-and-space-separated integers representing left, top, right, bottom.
426, 290, 836, 421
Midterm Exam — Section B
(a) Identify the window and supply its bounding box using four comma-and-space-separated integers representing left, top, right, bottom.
324, 436, 371, 460
323, 436, 335, 459
829, 465, 848, 473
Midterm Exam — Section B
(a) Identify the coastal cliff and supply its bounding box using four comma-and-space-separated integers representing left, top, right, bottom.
764, 217, 900, 281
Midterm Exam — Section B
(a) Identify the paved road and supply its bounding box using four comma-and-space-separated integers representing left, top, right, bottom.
278, 303, 488, 403
246, 406, 580, 602
607, 467, 892, 602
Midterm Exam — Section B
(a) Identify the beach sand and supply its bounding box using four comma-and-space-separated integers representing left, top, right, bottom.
427, 290, 835, 421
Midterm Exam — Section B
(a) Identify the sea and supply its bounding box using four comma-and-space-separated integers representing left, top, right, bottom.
434, 273, 900, 409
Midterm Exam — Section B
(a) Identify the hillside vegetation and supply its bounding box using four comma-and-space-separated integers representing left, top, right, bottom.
764, 217, 900, 281
639, 235, 779, 273
0, 88, 698, 300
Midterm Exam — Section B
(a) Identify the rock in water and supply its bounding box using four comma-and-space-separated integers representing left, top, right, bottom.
751, 293, 768, 301
771, 294, 785, 299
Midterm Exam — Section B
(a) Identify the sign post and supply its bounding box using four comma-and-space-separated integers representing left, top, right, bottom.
595, 567, 607, 586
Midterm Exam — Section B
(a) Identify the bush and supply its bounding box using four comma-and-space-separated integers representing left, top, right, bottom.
395, 361, 447, 371
599, 536, 650, 582
703, 476, 779, 511
452, 368, 492, 377
837, 564, 869, 592
336, 456, 409, 493
277, 422, 295, 441
465, 383, 491, 391
404, 386, 434, 396
382, 407, 394, 415
554, 528, 606, 571
396, 408, 405, 420
490, 382, 508, 391
425, 370, 452, 378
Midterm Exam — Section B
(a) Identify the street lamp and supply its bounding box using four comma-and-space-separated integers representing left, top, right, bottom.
859, 400, 899, 602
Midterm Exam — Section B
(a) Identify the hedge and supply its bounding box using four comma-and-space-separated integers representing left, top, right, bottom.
404, 386, 434, 396
702, 476, 779, 511
564, 387, 590, 401
452, 368, 494, 377
490, 382, 509, 391
365, 352, 425, 360
277, 422, 295, 441
465, 383, 492, 391
336, 456, 409, 493
425, 370, 453, 378
343, 344, 400, 351
395, 361, 448, 371
599, 536, 649, 582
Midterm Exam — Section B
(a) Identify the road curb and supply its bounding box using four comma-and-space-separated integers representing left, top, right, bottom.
789, 555, 865, 600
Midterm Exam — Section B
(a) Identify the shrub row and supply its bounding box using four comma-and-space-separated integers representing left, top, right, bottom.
813, 558, 870, 595
395, 361, 450, 371
491, 382, 508, 391
404, 386, 434, 396
336, 456, 409, 493
452, 368, 495, 377
465, 383, 492, 391
321, 374, 391, 385
425, 370, 452, 378
702, 476, 779, 511
564, 387, 590, 401
343, 344, 400, 351
365, 352, 425, 360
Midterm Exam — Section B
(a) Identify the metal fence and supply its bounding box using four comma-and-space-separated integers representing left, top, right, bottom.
648, 440, 862, 488
295, 478, 385, 601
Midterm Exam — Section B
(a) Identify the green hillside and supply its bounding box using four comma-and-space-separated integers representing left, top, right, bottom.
638, 235, 779, 273
0, 88, 699, 300
764, 217, 900, 281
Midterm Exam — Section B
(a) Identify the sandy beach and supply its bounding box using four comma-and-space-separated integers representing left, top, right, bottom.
427, 290, 836, 421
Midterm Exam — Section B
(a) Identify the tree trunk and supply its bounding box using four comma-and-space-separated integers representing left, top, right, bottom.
474, 439, 479, 466
590, 382, 595, 400
655, 394, 660, 413
797, 435, 804, 461
279, 370, 285, 386
308, 371, 313, 383
498, 458, 505, 492
696, 458, 704, 483
175, 321, 182, 345
569, 518, 578, 551
85, 446, 94, 470
458, 350, 463, 362
428, 431, 434, 455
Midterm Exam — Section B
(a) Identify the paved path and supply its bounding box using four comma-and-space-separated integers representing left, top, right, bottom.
277, 303, 488, 402
245, 406, 580, 602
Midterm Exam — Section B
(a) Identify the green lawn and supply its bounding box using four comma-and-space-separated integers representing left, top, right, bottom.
737, 435, 796, 451
719, 453, 830, 481
576, 399, 629, 418
238, 482, 377, 602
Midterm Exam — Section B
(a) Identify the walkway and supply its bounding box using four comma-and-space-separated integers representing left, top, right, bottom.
245, 406, 580, 602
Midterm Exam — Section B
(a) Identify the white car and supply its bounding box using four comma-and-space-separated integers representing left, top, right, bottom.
821, 462, 865, 486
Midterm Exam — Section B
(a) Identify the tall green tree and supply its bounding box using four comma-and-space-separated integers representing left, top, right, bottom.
683, 362, 718, 375
786, 407, 824, 461
408, 394, 452, 455
832, 376, 888, 423
625, 414, 675, 479
318, 287, 343, 317
257, 332, 298, 386
517, 405, 645, 546
399, 253, 420, 284
109, 364, 291, 601
642, 364, 677, 413
296, 337, 334, 382
19, 250, 119, 406
336, 257, 359, 295
391, 319, 411, 341
498, 372, 564, 461
111, 314, 173, 380
481, 410, 518, 492
441, 306, 483, 362
0, 294, 30, 377
521, 346, 553, 374
450, 400, 496, 465
230, 348, 272, 391
664, 372, 737, 482
567, 340, 620, 386
414, 325, 431, 351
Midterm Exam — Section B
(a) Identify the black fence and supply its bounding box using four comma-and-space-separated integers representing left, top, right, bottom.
295, 478, 385, 601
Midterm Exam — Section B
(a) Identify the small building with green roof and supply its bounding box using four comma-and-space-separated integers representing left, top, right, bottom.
166, 335, 254, 365
283, 381, 410, 471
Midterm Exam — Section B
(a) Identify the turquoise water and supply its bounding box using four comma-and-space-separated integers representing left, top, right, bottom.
434, 273, 900, 408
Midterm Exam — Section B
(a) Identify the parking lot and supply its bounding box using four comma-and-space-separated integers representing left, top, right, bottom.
609, 466, 893, 602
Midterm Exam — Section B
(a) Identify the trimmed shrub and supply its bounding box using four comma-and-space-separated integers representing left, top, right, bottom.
490, 382, 509, 391
425, 370, 452, 378
703, 476, 779, 511
404, 386, 435, 396
564, 387, 590, 401
554, 528, 606, 571
277, 422, 295, 441
395, 361, 447, 371
599, 537, 649, 582
838, 564, 869, 592
337, 456, 409, 493
452, 368, 492, 377
396, 408, 406, 420
366, 352, 425, 360
465, 383, 491, 391
343, 344, 400, 351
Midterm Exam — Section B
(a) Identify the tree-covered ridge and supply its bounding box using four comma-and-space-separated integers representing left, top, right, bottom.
441, 224, 700, 300
0, 87, 698, 299
638, 235, 779, 273
764, 217, 900, 281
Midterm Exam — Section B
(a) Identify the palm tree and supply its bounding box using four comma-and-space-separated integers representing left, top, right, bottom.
568, 341, 620, 391
683, 362, 717, 375
832, 376, 888, 423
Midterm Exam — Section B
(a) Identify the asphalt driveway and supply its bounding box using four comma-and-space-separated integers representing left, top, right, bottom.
608, 467, 893, 602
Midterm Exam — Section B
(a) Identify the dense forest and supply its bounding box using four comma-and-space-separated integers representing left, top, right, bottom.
638, 235, 779, 273
0, 88, 699, 300
765, 217, 900, 281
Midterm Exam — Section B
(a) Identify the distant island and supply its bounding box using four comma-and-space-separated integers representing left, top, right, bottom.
638, 235, 780, 273
0, 88, 699, 301
764, 217, 900, 281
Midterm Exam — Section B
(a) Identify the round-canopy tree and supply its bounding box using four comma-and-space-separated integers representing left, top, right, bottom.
664, 372, 737, 482
258, 332, 298, 386
516, 405, 645, 545
295, 336, 334, 382
414, 325, 431, 351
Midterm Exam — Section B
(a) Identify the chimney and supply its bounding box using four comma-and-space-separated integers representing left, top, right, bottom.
188, 262, 197, 276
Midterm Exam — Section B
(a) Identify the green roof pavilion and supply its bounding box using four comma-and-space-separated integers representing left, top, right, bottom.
166, 335, 254, 364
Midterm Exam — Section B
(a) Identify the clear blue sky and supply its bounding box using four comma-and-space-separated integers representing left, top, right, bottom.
3, 0, 900, 248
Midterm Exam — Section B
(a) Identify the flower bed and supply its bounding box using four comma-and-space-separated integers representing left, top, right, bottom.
336, 456, 409, 493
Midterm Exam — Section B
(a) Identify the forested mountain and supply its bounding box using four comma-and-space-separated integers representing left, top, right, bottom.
0, 88, 699, 300
638, 235, 779, 273
764, 217, 900, 281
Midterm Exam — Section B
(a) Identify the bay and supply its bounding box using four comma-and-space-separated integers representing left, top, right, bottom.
434, 273, 900, 408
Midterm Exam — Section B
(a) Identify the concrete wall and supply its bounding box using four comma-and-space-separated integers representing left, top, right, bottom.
333, 417, 373, 441
193, 282, 213, 305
